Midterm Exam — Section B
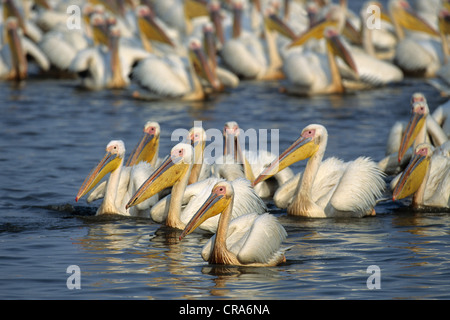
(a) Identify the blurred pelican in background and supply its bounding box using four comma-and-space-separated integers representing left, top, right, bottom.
0, 17, 49, 80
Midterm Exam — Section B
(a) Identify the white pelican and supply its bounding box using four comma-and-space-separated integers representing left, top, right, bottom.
253, 124, 385, 218
0, 17, 50, 80
281, 27, 358, 96
69, 17, 149, 90
75, 140, 158, 216
379, 94, 449, 174
179, 181, 289, 267
388, 0, 443, 77
392, 143, 450, 208
219, 2, 288, 80
202, 22, 240, 89
131, 36, 221, 101
186, 126, 213, 184
2, 0, 44, 43
126, 143, 267, 232
221, 121, 294, 198
86, 121, 162, 204
287, 2, 403, 90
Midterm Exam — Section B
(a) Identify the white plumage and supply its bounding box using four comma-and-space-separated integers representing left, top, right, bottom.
151, 177, 267, 233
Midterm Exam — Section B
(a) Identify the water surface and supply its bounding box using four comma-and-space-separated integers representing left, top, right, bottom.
0, 75, 449, 300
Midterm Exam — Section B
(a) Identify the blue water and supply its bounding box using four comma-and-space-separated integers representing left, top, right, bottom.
1, 76, 449, 300
1, 0, 449, 302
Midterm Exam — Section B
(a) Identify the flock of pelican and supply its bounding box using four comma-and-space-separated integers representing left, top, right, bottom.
2, 0, 449, 267
2, 0, 450, 97
74, 105, 449, 266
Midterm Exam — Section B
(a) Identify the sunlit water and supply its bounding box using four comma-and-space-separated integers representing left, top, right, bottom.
1, 74, 449, 300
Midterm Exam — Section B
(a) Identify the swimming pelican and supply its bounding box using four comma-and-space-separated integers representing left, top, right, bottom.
69, 19, 149, 90
287, 2, 403, 90
378, 93, 449, 174
85, 121, 162, 204
75, 140, 158, 216
186, 126, 213, 184
179, 181, 288, 267
221, 121, 294, 198
219, 2, 289, 80
397, 98, 448, 163
281, 26, 358, 96
0, 17, 50, 80
253, 124, 385, 218
388, 0, 443, 77
392, 143, 449, 208
132, 36, 220, 101
126, 143, 267, 232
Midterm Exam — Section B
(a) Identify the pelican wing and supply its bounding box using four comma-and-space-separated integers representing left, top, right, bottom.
133, 55, 190, 97
329, 157, 385, 216
234, 213, 287, 265
424, 153, 450, 207
343, 47, 403, 86
39, 31, 78, 70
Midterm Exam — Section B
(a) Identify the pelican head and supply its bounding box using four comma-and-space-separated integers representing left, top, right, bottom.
398, 100, 429, 163
187, 126, 206, 149
223, 121, 240, 159
76, 140, 125, 202
136, 5, 175, 47
263, 6, 296, 40
179, 181, 233, 240
126, 121, 160, 167
208, 0, 225, 45
288, 4, 345, 48
90, 13, 109, 46
187, 126, 207, 166
126, 143, 194, 209
393, 143, 433, 201
389, 0, 440, 37
188, 38, 221, 91
252, 124, 325, 186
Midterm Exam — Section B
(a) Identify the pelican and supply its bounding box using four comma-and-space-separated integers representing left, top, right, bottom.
131, 36, 221, 101
179, 181, 288, 267
286, 2, 403, 91
253, 124, 385, 218
69, 17, 149, 90
281, 26, 358, 96
75, 140, 158, 216
379, 94, 449, 174
0, 17, 50, 80
86, 121, 162, 204
388, 0, 444, 77
221, 121, 294, 198
186, 126, 213, 184
126, 143, 267, 233
392, 143, 450, 208
219, 2, 289, 80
